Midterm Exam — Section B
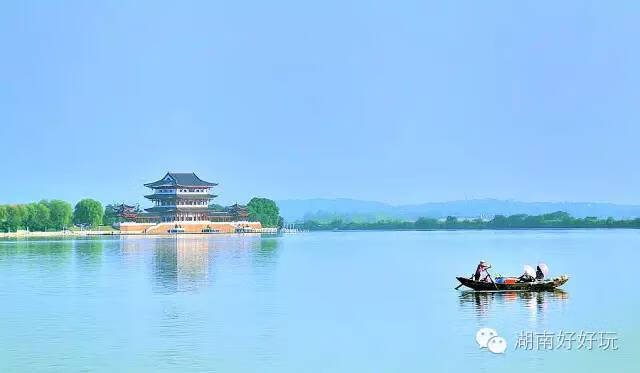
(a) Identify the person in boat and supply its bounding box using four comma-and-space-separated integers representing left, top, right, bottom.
536, 265, 545, 280
518, 265, 536, 282
518, 272, 535, 283
474, 260, 492, 282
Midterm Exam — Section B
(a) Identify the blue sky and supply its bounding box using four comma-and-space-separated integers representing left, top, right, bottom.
1, 1, 639, 206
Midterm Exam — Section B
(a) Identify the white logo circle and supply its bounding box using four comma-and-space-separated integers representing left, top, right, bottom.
487, 336, 507, 354
475, 328, 498, 348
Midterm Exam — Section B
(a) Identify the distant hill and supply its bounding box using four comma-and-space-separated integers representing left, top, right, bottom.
276, 198, 640, 222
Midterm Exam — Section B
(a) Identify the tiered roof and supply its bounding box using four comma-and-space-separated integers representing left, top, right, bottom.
144, 193, 218, 200
144, 172, 217, 188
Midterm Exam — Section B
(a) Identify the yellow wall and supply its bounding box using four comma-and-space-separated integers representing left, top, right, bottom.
116, 221, 262, 234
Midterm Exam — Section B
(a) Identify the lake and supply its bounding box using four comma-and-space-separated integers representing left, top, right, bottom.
1, 230, 638, 372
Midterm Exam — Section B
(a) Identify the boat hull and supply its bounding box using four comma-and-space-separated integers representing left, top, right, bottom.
456, 276, 569, 291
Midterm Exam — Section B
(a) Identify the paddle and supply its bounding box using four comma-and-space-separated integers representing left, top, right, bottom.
455, 273, 474, 290
486, 270, 499, 291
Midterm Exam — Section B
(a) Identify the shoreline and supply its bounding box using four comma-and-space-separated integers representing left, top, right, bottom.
0, 228, 278, 239
0, 230, 116, 239
316, 227, 640, 232
2, 226, 639, 239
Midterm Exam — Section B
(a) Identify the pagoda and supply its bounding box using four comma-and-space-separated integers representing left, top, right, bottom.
114, 204, 141, 220
228, 203, 250, 221
144, 172, 218, 222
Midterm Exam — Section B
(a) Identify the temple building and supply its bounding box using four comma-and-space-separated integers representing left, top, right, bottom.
228, 203, 249, 221
144, 172, 218, 222
115, 171, 265, 234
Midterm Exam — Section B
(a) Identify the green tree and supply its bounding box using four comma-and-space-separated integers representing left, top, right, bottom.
29, 202, 51, 231
415, 217, 438, 229
247, 197, 281, 228
22, 201, 51, 231
25, 203, 37, 230
74, 199, 103, 227
507, 214, 528, 227
6, 205, 27, 232
103, 204, 118, 225
445, 216, 458, 227
488, 214, 507, 228
48, 200, 73, 230
0, 205, 8, 232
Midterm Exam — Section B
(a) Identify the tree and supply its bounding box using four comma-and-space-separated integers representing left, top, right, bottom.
74, 199, 103, 227
25, 203, 37, 230
247, 197, 281, 228
445, 216, 458, 227
103, 204, 118, 225
415, 217, 438, 229
48, 200, 73, 230
22, 201, 51, 231
488, 214, 508, 228
31, 202, 51, 231
507, 214, 528, 227
0, 205, 7, 232
6, 205, 27, 232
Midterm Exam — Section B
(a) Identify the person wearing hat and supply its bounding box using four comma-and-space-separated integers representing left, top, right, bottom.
474, 260, 492, 282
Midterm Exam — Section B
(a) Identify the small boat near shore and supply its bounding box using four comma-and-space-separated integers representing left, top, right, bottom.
456, 275, 569, 291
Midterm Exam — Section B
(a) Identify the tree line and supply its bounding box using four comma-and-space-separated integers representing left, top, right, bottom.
301, 211, 640, 231
0, 197, 284, 232
0, 199, 106, 232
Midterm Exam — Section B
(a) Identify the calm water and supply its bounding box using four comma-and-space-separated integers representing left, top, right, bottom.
1, 230, 638, 372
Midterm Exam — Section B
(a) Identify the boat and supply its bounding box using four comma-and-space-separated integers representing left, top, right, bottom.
168, 227, 185, 234
456, 275, 569, 291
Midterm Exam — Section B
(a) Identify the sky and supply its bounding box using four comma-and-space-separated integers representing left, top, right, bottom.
1, 1, 639, 207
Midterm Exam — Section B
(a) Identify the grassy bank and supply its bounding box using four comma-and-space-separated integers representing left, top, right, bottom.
301, 211, 640, 231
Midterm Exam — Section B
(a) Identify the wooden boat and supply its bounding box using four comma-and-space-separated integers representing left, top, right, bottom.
456, 275, 569, 291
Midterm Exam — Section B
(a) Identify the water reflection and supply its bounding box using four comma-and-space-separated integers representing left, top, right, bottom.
0, 238, 73, 263
252, 237, 280, 268
74, 238, 105, 267
153, 239, 179, 293
126, 235, 282, 294
459, 290, 569, 320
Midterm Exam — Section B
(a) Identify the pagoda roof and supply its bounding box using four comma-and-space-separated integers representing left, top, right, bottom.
144, 172, 218, 188
144, 193, 217, 200
227, 203, 248, 212
145, 206, 220, 213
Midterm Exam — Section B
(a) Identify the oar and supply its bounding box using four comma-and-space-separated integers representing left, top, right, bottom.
486, 270, 499, 291
455, 273, 474, 290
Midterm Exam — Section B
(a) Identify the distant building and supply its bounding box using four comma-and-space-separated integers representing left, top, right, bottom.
228, 203, 249, 221
113, 172, 262, 234
141, 172, 250, 223
144, 172, 218, 222
207, 203, 250, 222
114, 204, 141, 220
